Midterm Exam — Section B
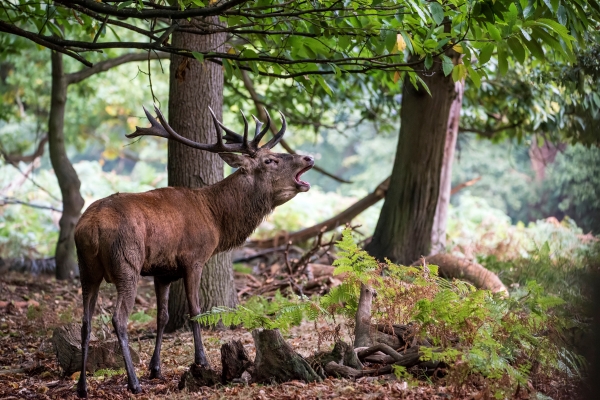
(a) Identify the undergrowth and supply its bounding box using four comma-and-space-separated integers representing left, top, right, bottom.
195, 229, 584, 397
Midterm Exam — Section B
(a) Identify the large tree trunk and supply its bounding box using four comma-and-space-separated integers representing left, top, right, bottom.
165, 18, 236, 332
366, 57, 459, 265
430, 80, 464, 254
49, 51, 84, 280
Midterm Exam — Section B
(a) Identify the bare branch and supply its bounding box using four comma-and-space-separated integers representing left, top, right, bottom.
55, 0, 250, 20
1, 196, 62, 212
0, 135, 48, 163
0, 20, 92, 67
459, 121, 523, 137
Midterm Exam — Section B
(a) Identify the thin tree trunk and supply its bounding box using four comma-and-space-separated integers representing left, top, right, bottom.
165, 18, 236, 332
366, 56, 459, 265
430, 80, 464, 254
49, 51, 84, 280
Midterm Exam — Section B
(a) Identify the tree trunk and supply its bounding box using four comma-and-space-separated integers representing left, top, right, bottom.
49, 51, 84, 280
165, 18, 236, 333
366, 57, 459, 265
431, 80, 464, 254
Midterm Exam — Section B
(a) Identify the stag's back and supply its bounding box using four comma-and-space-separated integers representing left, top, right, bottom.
75, 187, 219, 283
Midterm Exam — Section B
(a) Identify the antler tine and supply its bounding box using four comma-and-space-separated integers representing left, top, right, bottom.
240, 110, 249, 149
209, 106, 246, 146
128, 105, 258, 155
257, 107, 271, 139
263, 111, 287, 149
251, 115, 264, 146
251, 109, 271, 146
126, 106, 170, 139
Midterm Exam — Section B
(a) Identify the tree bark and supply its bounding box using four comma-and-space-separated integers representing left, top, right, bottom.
221, 340, 252, 383
49, 51, 85, 280
354, 284, 401, 349
52, 323, 139, 376
251, 328, 321, 384
431, 80, 464, 254
366, 56, 459, 265
165, 18, 236, 332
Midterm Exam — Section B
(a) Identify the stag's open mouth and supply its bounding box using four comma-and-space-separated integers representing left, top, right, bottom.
294, 166, 312, 191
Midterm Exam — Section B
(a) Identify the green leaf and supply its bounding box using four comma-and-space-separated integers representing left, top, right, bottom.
429, 2, 444, 26
424, 54, 433, 70
497, 47, 508, 76
451, 63, 467, 83
531, 18, 574, 50
507, 37, 525, 64
522, 38, 545, 60
593, 92, 600, 109
542, 0, 559, 13
468, 67, 481, 88
400, 31, 414, 54
478, 43, 494, 65
191, 51, 204, 63
117, 0, 134, 10
441, 54, 453, 76
486, 23, 502, 42
414, 74, 431, 96
316, 76, 333, 96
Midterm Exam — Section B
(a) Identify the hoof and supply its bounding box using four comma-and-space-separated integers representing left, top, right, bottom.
76, 388, 88, 398
149, 369, 164, 380
128, 384, 142, 394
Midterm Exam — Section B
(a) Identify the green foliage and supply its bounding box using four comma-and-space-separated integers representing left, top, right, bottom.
129, 310, 154, 324
93, 368, 125, 378
194, 290, 326, 332
199, 229, 574, 394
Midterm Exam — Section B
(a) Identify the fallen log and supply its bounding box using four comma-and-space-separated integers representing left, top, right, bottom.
324, 361, 389, 379
251, 328, 322, 384
307, 340, 362, 378
52, 323, 139, 376
417, 254, 508, 295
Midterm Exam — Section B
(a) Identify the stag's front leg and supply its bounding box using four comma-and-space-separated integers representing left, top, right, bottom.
184, 267, 210, 367
149, 277, 171, 379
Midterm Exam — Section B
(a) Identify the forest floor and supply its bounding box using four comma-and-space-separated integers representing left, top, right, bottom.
0, 269, 582, 400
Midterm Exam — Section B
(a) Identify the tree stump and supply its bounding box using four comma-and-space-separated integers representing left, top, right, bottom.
51, 323, 139, 376
221, 340, 252, 383
178, 364, 220, 391
251, 328, 321, 384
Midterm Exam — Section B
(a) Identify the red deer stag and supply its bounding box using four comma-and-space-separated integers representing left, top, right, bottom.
75, 106, 313, 397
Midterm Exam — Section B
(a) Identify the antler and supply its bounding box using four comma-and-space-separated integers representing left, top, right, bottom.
127, 105, 286, 154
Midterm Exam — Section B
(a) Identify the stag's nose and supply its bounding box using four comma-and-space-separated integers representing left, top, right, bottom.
303, 155, 314, 164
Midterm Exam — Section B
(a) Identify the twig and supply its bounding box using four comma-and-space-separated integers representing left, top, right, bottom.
0, 197, 62, 212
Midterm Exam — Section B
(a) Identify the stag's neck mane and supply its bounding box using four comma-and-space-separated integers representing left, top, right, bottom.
201, 171, 274, 251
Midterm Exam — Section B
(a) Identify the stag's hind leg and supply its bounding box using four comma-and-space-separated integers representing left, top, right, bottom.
77, 268, 102, 398
113, 275, 141, 394
149, 277, 171, 379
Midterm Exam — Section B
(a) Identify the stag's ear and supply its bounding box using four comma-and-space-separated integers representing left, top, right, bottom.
219, 152, 250, 170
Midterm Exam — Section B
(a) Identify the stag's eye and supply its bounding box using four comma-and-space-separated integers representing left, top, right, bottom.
264, 159, 272, 164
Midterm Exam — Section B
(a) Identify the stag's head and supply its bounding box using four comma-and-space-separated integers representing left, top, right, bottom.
128, 106, 314, 206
